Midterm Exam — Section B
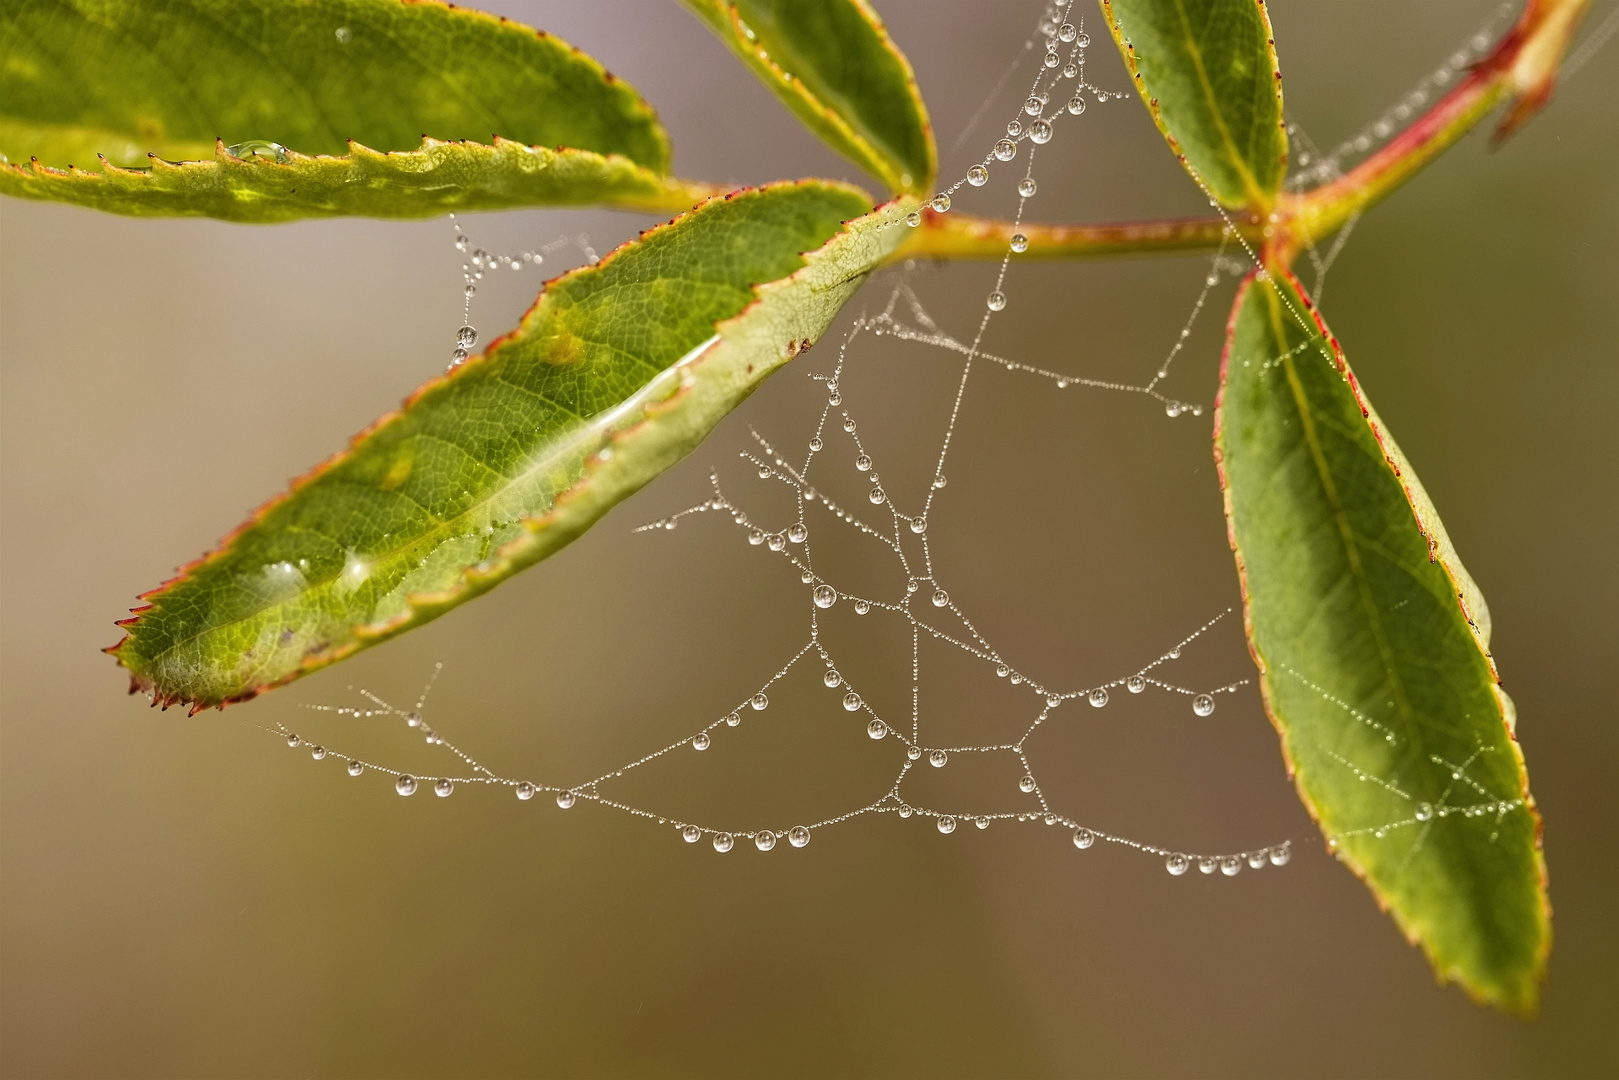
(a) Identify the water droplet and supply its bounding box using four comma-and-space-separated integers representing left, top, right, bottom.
1058, 22, 1077, 41
1166, 853, 1189, 876
838, 690, 863, 713
854, 599, 870, 615
396, 775, 417, 797
929, 749, 948, 768
1006, 119, 1024, 138
1088, 688, 1109, 708
1415, 802, 1434, 821
854, 453, 872, 472
767, 532, 786, 551
823, 669, 843, 689
758, 465, 772, 479
678, 824, 701, 844
1023, 97, 1043, 117
930, 193, 951, 213
898, 805, 913, 818
1219, 855, 1241, 876
1269, 844, 1290, 866
1199, 856, 1218, 874
1063, 62, 1079, 79
967, 164, 989, 186
813, 584, 838, 609
1073, 828, 1095, 850
906, 745, 921, 762
463, 283, 477, 298
471, 249, 488, 268
1193, 694, 1216, 717
788, 825, 811, 848
751, 692, 769, 711
1067, 96, 1086, 115
909, 516, 927, 534
1043, 50, 1060, 68
1168, 646, 1182, 659
726, 711, 742, 727
434, 778, 453, 797
867, 718, 886, 739
809, 435, 824, 451
994, 139, 1018, 161
755, 831, 776, 851
1121, 675, 1144, 695
1244, 850, 1266, 869
1017, 178, 1037, 197
906, 211, 921, 228
986, 291, 1007, 311
225, 140, 291, 163
933, 475, 947, 489
713, 832, 734, 853
556, 791, 576, 809
869, 487, 886, 504
996, 664, 1009, 677
937, 816, 957, 834
692, 732, 711, 751
787, 522, 808, 543
456, 325, 477, 349
1019, 775, 1036, 793
405, 711, 422, 727
1010, 233, 1028, 253
1077, 32, 1091, 47
514, 781, 536, 800
1029, 120, 1052, 144
748, 529, 765, 546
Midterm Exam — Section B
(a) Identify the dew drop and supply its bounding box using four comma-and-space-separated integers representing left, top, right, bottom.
869, 487, 886, 504
758, 465, 772, 479
930, 193, 951, 213
1248, 850, 1267, 869
515, 781, 535, 800
929, 749, 948, 768
556, 791, 576, 809
909, 516, 927, 534
1126, 675, 1146, 694
843, 691, 863, 712
823, 669, 842, 688
866, 718, 887, 739
1017, 177, 1037, 197
463, 284, 476, 298
1006, 119, 1023, 137
1019, 775, 1036, 793
932, 475, 947, 489
1073, 828, 1095, 850
682, 824, 701, 843
1063, 62, 1079, 78
813, 584, 838, 609
1029, 120, 1052, 144
286, 733, 300, 748
1043, 50, 1059, 68
907, 745, 921, 761
996, 664, 1009, 677
435, 778, 454, 797
855, 453, 872, 471
713, 832, 734, 853
225, 140, 291, 163
1058, 22, 1077, 41
1415, 802, 1434, 821
898, 805, 913, 818
726, 711, 741, 727
1024, 96, 1043, 116
1077, 32, 1091, 47
994, 139, 1018, 161
854, 599, 870, 615
931, 590, 949, 608
905, 211, 921, 228
1010, 233, 1028, 253
341, 759, 362, 777
767, 532, 786, 552
1168, 646, 1182, 660
751, 692, 769, 711
456, 325, 478, 349
787, 522, 808, 543
692, 732, 711, 751
1166, 852, 1189, 876
396, 775, 417, 797
1088, 688, 1109, 708
937, 816, 957, 834
986, 291, 1007, 312
308, 744, 327, 761
754, 831, 776, 852
1269, 844, 1291, 866
748, 530, 765, 546
789, 825, 811, 848
1199, 856, 1218, 874
967, 164, 988, 186
1067, 95, 1086, 115
1192, 694, 1216, 717
809, 435, 824, 450
1221, 855, 1242, 876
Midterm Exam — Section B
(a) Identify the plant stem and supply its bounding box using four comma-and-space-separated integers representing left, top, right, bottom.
888, 211, 1251, 262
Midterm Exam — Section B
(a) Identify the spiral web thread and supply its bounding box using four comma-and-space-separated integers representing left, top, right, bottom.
261, 1, 1545, 876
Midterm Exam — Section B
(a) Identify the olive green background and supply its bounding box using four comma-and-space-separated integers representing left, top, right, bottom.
2, 2, 1615, 1076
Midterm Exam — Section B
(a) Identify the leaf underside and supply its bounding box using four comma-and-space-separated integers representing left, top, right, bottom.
0, 0, 678, 219
682, 0, 935, 196
1215, 267, 1548, 1014
112, 181, 900, 709
1101, 0, 1287, 210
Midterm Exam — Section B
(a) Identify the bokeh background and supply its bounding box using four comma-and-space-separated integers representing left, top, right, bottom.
3, 1, 1616, 1075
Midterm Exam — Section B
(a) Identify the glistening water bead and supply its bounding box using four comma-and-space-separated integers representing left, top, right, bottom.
931, 590, 949, 607
683, 824, 702, 843
1193, 694, 1216, 717
396, 775, 418, 796
347, 760, 364, 777
931, 193, 951, 213
1006, 119, 1023, 137
1019, 775, 1036, 793
456, 325, 477, 349
855, 453, 871, 471
1221, 855, 1242, 876
1073, 828, 1095, 850
789, 826, 811, 848
1165, 852, 1190, 876
994, 139, 1017, 161
937, 816, 957, 834
1058, 21, 1076, 41
1270, 844, 1291, 866
692, 732, 710, 751
1127, 675, 1146, 693
310, 745, 326, 760
967, 164, 988, 186
556, 791, 576, 809
755, 831, 776, 852
713, 832, 734, 853
906, 211, 921, 228
1067, 96, 1086, 115
867, 719, 887, 739
823, 668, 842, 688
751, 692, 769, 710
1024, 96, 1043, 115
1029, 120, 1052, 144
929, 749, 948, 768
854, 599, 870, 615
1088, 688, 1109, 708
286, 733, 300, 748
987, 291, 1007, 312
813, 584, 838, 608
767, 532, 786, 551
1018, 177, 1038, 197
1415, 802, 1435, 821
435, 778, 453, 797
515, 781, 535, 800
787, 522, 808, 543
843, 692, 863, 712
1010, 234, 1028, 253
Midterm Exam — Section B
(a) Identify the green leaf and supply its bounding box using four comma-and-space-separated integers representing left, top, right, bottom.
111, 181, 903, 709
0, 0, 694, 219
1214, 267, 1549, 1014
1101, 0, 1287, 211
682, 0, 935, 196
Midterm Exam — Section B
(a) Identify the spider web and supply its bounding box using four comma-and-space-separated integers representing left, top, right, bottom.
254, 1, 1542, 880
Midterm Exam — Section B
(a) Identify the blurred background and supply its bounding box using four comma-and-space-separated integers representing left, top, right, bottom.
2, 1, 1615, 1075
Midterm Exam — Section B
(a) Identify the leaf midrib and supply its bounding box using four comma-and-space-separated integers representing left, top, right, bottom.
1169, 0, 1266, 209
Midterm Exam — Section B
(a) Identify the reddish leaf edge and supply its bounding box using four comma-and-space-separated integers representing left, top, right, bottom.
107, 177, 885, 714
1211, 265, 1551, 1016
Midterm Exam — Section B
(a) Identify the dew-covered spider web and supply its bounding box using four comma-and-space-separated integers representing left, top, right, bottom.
252, 0, 1548, 879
